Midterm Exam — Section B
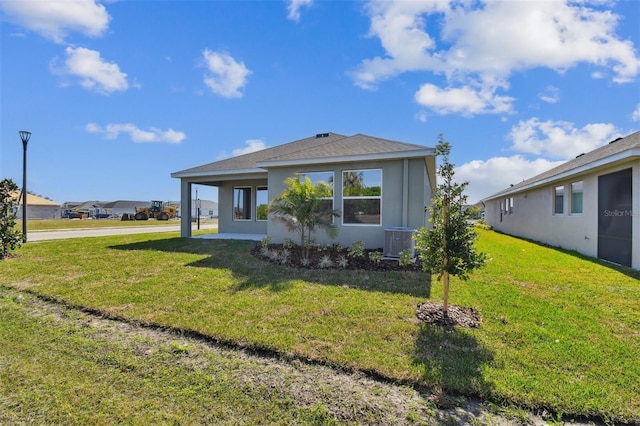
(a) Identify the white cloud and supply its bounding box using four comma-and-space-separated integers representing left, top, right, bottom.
0, 0, 110, 43
538, 86, 560, 104
415, 110, 428, 122
53, 46, 128, 94
459, 118, 623, 202
457, 155, 564, 203
202, 50, 251, 98
232, 139, 267, 156
286, 0, 313, 22
86, 123, 186, 144
352, 0, 640, 115
632, 104, 640, 122
507, 118, 620, 160
414, 83, 513, 115
216, 139, 268, 160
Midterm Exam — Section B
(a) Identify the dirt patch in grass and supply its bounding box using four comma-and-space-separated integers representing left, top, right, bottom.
416, 302, 481, 329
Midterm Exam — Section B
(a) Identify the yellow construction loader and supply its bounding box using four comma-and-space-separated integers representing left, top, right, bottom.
134, 200, 177, 221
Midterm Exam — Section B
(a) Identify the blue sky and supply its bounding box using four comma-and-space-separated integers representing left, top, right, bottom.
1, 0, 638, 205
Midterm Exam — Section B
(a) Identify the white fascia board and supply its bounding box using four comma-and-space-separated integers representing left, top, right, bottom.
256, 149, 435, 168
171, 168, 266, 179
484, 149, 640, 201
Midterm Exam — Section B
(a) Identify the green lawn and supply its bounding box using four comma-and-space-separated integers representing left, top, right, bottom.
1, 229, 638, 423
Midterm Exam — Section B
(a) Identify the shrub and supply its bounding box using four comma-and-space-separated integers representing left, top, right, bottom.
318, 254, 333, 269
279, 249, 290, 265
0, 178, 23, 259
260, 246, 272, 258
368, 251, 383, 265
347, 240, 365, 258
398, 249, 415, 267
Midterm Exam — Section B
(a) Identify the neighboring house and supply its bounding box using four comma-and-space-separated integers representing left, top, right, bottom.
70, 200, 111, 218
12, 192, 60, 219
171, 132, 436, 249
60, 200, 153, 218
169, 200, 218, 218
102, 200, 151, 216
483, 130, 639, 270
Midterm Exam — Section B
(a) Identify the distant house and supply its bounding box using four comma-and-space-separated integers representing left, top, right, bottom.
169, 200, 218, 218
102, 200, 151, 217
13, 192, 60, 219
172, 132, 436, 249
483, 131, 639, 270
60, 200, 150, 218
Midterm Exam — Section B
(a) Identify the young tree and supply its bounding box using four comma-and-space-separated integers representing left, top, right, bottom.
414, 135, 487, 315
0, 178, 24, 259
269, 175, 340, 259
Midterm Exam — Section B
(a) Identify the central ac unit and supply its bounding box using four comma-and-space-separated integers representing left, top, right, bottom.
383, 227, 415, 258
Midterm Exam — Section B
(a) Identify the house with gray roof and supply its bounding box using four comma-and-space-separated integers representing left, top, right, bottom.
483, 130, 639, 270
172, 132, 436, 249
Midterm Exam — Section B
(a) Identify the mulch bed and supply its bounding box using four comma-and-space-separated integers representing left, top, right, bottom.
415, 302, 481, 328
251, 244, 423, 272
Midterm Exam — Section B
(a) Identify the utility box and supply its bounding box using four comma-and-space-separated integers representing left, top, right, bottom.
384, 227, 415, 258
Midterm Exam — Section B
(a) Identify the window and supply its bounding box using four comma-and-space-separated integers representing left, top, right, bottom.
256, 186, 268, 221
554, 185, 564, 215
570, 181, 583, 214
343, 169, 382, 225
299, 172, 334, 221
233, 187, 252, 220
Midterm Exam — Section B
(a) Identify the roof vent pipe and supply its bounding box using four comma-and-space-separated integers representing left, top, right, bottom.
315, 133, 330, 138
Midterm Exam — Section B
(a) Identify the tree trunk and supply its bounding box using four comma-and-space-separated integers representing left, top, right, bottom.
442, 194, 450, 316
442, 270, 449, 315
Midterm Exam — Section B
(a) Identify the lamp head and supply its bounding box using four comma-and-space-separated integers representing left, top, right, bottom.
19, 130, 31, 145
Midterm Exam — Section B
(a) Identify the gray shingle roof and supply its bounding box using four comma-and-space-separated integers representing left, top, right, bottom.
172, 133, 433, 178
484, 130, 640, 200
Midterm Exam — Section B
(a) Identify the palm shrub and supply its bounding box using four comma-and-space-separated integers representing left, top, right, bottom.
414, 136, 487, 314
269, 175, 341, 260
0, 178, 23, 258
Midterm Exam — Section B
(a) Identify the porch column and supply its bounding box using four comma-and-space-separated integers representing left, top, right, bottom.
180, 179, 192, 238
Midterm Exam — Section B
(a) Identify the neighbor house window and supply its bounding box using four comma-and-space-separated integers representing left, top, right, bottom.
256, 186, 268, 221
233, 187, 252, 220
343, 169, 382, 225
299, 171, 334, 222
508, 197, 514, 215
570, 181, 583, 214
554, 185, 564, 215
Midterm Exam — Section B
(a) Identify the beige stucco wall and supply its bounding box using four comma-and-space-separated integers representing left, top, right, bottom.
486, 160, 639, 270
265, 158, 432, 249
15, 205, 59, 220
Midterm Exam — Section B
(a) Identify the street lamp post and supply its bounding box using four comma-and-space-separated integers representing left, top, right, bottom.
19, 131, 31, 243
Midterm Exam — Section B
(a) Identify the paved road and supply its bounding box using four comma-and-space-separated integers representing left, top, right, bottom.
27, 224, 218, 241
